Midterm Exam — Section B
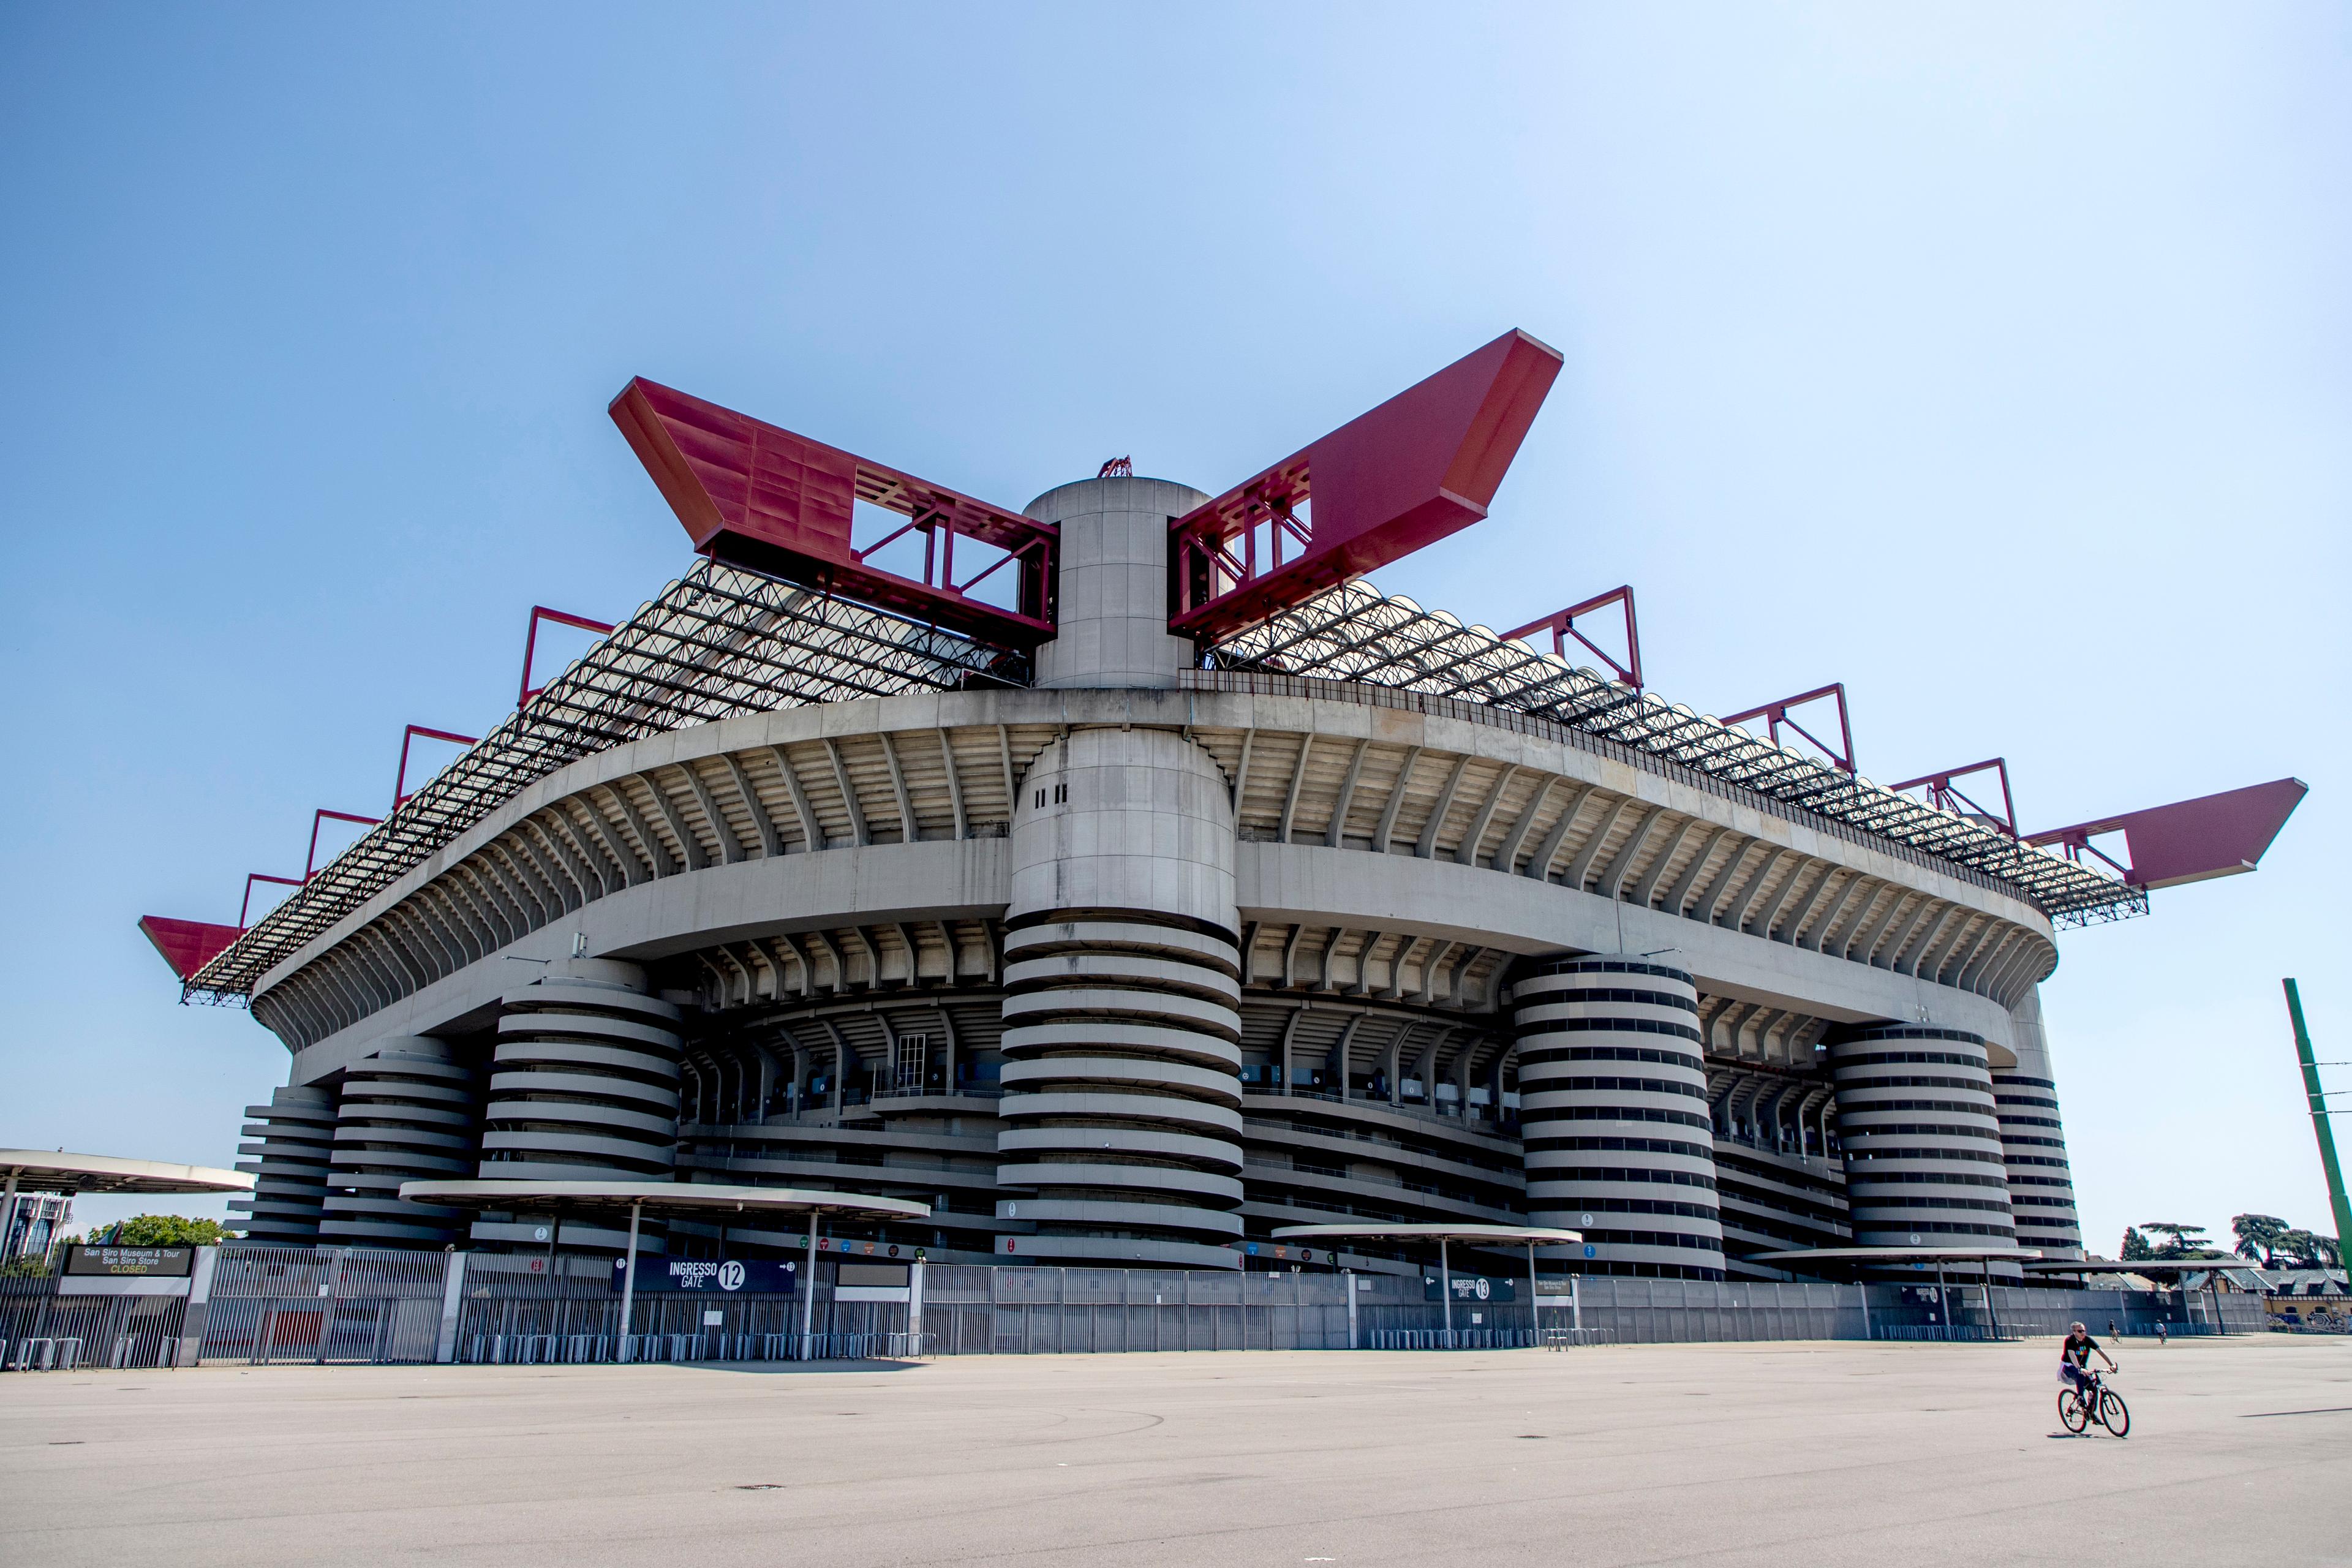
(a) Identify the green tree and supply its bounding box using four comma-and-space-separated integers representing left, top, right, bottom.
99, 1215, 236, 1246
2120, 1226, 2154, 1261
2274, 1229, 2343, 1269
2233, 1213, 2291, 1264
2139, 1222, 2221, 1259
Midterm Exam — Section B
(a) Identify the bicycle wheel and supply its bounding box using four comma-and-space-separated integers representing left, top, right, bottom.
2100, 1389, 2130, 1438
2059, 1389, 2089, 1433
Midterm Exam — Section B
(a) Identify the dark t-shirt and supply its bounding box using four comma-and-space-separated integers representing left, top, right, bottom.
2062, 1333, 2101, 1367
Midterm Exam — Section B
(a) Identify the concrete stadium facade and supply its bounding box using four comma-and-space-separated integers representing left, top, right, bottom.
227, 473, 2091, 1282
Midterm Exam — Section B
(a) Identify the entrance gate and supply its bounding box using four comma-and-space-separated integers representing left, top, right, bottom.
198, 1245, 450, 1364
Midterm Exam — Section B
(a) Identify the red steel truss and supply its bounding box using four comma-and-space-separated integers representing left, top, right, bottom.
393, 725, 481, 810
1504, 585, 1642, 690
1722, 684, 1856, 774
1891, 759, 2019, 840
304, 810, 383, 881
1169, 330, 1563, 643
519, 605, 617, 707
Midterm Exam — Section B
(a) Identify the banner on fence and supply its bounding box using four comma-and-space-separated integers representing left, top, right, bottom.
611, 1257, 798, 1294
65, 1245, 194, 1278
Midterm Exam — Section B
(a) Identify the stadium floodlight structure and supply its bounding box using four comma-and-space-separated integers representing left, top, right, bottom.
145, 328, 2306, 1284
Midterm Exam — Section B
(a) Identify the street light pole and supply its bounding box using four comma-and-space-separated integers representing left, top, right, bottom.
617, 1200, 642, 1362
800, 1207, 820, 1352
1439, 1237, 1453, 1342
2284, 980, 2352, 1294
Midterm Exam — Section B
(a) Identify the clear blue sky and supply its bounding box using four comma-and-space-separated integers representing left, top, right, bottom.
3, 5, 2344, 1255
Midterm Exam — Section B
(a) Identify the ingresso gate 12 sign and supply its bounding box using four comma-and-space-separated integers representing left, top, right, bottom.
609, 1257, 799, 1294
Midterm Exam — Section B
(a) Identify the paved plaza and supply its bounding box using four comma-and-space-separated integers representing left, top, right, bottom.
3, 1336, 2346, 1567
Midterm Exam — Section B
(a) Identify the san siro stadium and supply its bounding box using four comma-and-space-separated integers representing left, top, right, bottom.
144, 329, 2304, 1289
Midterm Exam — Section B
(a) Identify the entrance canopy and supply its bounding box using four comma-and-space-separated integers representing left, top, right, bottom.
2020, 1256, 2253, 1276
1752, 1246, 2041, 1270
1, 1150, 252, 1198
399, 1180, 929, 1224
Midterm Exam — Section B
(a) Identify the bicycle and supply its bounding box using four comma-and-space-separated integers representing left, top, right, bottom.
2057, 1366, 2130, 1438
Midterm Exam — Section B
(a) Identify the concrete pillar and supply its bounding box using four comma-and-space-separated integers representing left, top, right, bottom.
1026, 475, 1207, 690
230, 1084, 338, 1244
993, 726, 1246, 1269
1993, 989, 2085, 1259
1828, 1022, 2016, 1250
318, 1038, 481, 1248
474, 958, 684, 1251
1512, 956, 1724, 1280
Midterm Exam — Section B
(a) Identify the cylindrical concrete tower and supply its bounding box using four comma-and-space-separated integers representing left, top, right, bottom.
990, 473, 1247, 1267
1512, 956, 1725, 1279
317, 1038, 481, 1247
478, 959, 685, 1184
1027, 475, 1207, 690
231, 1084, 337, 1244
1994, 992, 2084, 1257
1828, 1023, 2016, 1248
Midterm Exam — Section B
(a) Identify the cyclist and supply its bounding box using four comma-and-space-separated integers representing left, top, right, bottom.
2060, 1321, 2117, 1408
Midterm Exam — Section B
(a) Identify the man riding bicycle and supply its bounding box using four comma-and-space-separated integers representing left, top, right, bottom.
2060, 1321, 2116, 1403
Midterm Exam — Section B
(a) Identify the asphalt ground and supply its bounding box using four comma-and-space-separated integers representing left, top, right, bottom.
3, 1335, 2346, 1567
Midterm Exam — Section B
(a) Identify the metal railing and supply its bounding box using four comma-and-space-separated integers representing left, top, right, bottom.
1872, 1324, 2023, 1342
462, 1330, 936, 1365
7, 1336, 85, 1371
1542, 1328, 1615, 1349
1366, 1328, 1542, 1350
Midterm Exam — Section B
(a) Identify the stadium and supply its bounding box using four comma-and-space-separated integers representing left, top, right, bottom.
143, 328, 2303, 1290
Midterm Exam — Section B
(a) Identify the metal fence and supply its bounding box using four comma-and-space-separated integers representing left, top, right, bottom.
2, 1245, 2275, 1371
2, 1277, 188, 1370
198, 1245, 450, 1364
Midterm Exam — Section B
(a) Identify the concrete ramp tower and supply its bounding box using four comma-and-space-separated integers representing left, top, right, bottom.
995, 477, 1247, 1267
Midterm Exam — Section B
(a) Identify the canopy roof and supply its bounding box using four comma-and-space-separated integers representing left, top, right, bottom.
399, 1179, 929, 1221
1752, 1245, 2042, 1266
1205, 588, 2147, 927
2021, 1256, 2255, 1276
0, 1150, 253, 1197
183, 559, 1010, 1000
1273, 1223, 1583, 1247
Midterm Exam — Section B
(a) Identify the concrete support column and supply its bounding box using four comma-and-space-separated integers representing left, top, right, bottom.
318, 1038, 482, 1248
993, 726, 1246, 1269
1828, 1023, 2016, 1250
230, 1084, 338, 1244
1994, 989, 2084, 1258
1512, 956, 1724, 1281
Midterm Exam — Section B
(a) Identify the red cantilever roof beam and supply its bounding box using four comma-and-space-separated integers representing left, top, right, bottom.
1169, 330, 1564, 644
137, 916, 247, 982
2024, 778, 2307, 891
611, 378, 1059, 650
